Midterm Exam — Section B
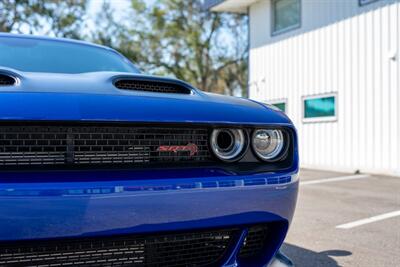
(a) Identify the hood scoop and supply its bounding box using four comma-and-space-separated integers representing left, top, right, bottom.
0, 74, 16, 86
114, 79, 192, 94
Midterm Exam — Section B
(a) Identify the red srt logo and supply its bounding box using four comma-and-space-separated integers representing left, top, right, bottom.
157, 143, 199, 156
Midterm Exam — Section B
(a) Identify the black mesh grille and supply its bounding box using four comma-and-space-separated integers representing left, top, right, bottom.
0, 74, 16, 86
239, 225, 269, 259
0, 225, 274, 267
0, 229, 236, 267
114, 79, 191, 94
0, 125, 211, 167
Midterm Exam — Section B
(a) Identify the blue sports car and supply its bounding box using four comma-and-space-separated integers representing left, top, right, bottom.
0, 33, 299, 267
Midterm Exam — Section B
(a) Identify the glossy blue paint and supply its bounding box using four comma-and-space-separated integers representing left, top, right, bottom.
0, 168, 298, 266
0, 71, 292, 126
222, 229, 248, 267
0, 34, 299, 267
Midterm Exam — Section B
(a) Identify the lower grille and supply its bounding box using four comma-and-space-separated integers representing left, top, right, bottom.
239, 225, 269, 259
0, 125, 211, 167
0, 225, 274, 267
0, 229, 236, 267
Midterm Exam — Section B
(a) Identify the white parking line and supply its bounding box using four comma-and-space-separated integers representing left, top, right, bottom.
336, 210, 400, 229
300, 174, 370, 185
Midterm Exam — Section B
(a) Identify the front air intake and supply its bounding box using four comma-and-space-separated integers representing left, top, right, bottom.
0, 124, 211, 167
0, 224, 281, 267
114, 79, 192, 94
0, 74, 16, 86
0, 228, 237, 267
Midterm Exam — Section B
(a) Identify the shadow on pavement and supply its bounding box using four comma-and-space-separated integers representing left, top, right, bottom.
281, 243, 352, 267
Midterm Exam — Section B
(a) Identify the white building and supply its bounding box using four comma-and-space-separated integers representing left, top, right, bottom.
206, 0, 400, 176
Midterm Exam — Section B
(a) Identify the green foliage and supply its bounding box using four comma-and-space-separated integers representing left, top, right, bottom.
93, 0, 249, 96
0, 0, 87, 39
0, 0, 248, 96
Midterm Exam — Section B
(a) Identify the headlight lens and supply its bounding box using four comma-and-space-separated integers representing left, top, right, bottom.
252, 129, 285, 161
210, 129, 246, 162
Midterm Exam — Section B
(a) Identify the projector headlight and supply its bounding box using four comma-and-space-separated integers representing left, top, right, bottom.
252, 129, 285, 161
210, 129, 246, 162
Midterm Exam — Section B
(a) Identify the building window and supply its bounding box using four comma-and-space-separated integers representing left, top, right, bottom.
359, 0, 379, 6
268, 100, 287, 113
272, 0, 301, 35
302, 94, 337, 122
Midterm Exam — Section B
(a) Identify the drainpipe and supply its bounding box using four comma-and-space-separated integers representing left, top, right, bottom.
246, 6, 251, 98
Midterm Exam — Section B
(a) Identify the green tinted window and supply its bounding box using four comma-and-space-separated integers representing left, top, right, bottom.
273, 0, 301, 34
304, 96, 336, 119
272, 102, 286, 112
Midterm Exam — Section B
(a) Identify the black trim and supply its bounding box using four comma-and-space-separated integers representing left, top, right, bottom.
0, 120, 294, 129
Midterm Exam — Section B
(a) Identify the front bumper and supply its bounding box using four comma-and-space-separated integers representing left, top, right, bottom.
0, 167, 298, 266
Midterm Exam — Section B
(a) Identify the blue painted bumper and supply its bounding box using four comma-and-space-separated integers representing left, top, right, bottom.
0, 168, 298, 266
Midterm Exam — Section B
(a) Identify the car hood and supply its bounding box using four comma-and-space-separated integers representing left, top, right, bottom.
0, 70, 291, 125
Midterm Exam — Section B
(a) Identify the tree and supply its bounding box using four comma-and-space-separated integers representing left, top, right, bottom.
92, 0, 248, 96
0, 0, 248, 96
0, 0, 88, 39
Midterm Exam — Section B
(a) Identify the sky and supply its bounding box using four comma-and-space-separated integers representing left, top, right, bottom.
86, 0, 158, 34
83, 0, 133, 36
87, 0, 157, 19
15, 0, 133, 36
88, 0, 131, 17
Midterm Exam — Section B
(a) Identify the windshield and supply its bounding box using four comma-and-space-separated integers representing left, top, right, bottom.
0, 36, 139, 74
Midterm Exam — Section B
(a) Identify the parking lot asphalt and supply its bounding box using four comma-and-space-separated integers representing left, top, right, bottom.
281, 169, 400, 267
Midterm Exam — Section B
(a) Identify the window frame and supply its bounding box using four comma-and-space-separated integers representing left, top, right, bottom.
359, 0, 380, 6
302, 93, 338, 123
267, 99, 288, 113
271, 0, 302, 36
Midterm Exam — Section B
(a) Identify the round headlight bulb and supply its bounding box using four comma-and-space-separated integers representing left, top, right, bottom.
252, 129, 285, 161
210, 129, 246, 162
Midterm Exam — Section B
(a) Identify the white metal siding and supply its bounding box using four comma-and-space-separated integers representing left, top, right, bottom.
248, 0, 400, 175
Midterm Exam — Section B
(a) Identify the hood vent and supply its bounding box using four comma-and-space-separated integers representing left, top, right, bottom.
114, 79, 192, 94
0, 74, 16, 86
